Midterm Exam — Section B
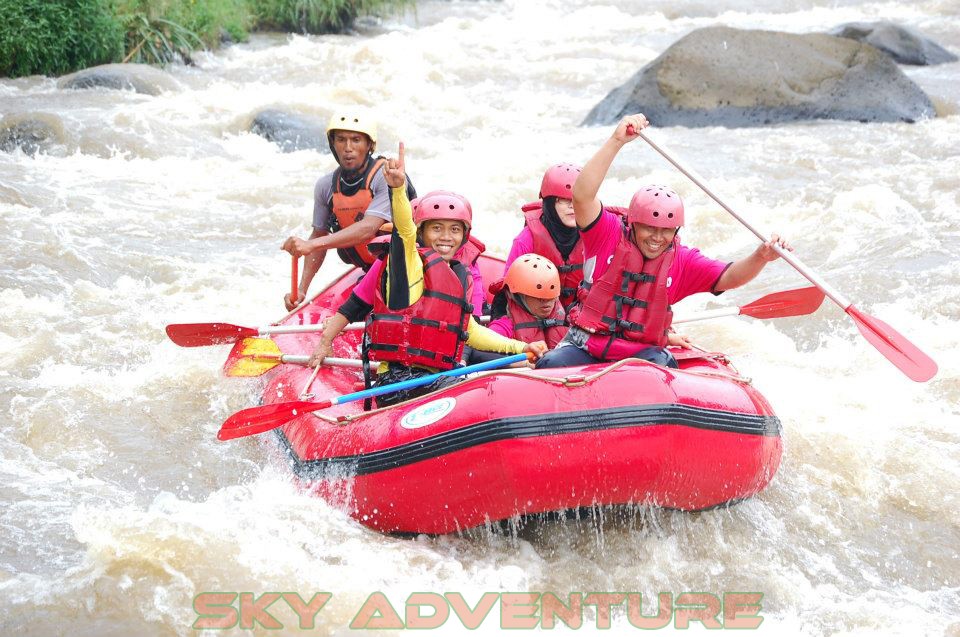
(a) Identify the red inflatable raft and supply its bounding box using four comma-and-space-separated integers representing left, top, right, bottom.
235, 256, 782, 535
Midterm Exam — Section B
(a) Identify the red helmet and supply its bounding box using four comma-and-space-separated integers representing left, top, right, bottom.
414, 190, 472, 231
539, 163, 582, 199
627, 185, 684, 228
504, 254, 560, 299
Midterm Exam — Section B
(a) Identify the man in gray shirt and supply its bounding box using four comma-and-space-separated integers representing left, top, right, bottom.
281, 112, 414, 310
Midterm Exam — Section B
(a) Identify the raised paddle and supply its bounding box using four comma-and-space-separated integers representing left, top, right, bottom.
217, 352, 531, 441
627, 125, 937, 382
166, 316, 492, 347
223, 337, 365, 377
673, 286, 824, 324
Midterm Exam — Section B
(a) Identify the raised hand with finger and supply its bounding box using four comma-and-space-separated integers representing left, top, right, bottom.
384, 141, 406, 189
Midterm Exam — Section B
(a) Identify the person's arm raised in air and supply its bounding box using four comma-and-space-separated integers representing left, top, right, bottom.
572, 113, 650, 229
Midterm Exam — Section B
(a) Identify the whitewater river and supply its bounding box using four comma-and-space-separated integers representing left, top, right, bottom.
1, 0, 958, 635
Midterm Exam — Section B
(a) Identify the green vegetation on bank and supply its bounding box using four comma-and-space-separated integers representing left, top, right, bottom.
251, 0, 404, 34
0, 0, 124, 78
0, 0, 409, 78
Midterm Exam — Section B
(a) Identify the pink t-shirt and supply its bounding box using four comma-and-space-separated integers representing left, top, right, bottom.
350, 255, 484, 312
351, 258, 384, 305
465, 260, 485, 312
487, 315, 515, 338
504, 227, 535, 277
581, 208, 729, 304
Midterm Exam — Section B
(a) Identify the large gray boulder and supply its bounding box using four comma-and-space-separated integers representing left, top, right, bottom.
583, 26, 936, 128
57, 63, 180, 95
830, 22, 958, 66
250, 109, 328, 153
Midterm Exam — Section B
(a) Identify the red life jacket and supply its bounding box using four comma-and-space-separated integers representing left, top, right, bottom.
455, 234, 485, 266
488, 279, 568, 348
507, 295, 567, 349
329, 157, 394, 269
566, 223, 676, 360
521, 202, 584, 309
365, 248, 473, 371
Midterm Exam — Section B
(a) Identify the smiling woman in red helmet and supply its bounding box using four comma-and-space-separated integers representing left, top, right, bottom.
280, 111, 416, 310
307, 143, 546, 407
536, 113, 792, 369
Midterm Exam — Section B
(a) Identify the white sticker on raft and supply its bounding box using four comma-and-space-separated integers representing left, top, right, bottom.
400, 397, 457, 429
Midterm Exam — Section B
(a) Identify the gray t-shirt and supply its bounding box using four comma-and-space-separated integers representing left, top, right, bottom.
312, 167, 392, 231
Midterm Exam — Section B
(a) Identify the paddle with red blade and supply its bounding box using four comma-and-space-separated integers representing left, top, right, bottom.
673, 286, 824, 324
166, 316, 492, 347
217, 352, 531, 441
171, 285, 822, 349
627, 124, 938, 382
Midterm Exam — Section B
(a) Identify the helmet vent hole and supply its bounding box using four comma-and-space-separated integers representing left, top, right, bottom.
652, 211, 660, 217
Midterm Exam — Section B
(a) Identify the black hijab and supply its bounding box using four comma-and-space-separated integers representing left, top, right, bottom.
541, 196, 580, 260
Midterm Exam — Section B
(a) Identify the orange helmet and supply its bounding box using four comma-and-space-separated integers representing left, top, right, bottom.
504, 254, 560, 299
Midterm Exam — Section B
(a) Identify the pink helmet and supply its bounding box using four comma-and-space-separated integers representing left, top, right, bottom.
539, 163, 582, 199
627, 185, 684, 228
414, 190, 472, 231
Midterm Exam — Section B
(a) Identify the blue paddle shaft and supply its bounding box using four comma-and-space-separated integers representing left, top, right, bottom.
331, 353, 529, 406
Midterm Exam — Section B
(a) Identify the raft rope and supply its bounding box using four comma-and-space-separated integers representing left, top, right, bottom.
309, 353, 749, 426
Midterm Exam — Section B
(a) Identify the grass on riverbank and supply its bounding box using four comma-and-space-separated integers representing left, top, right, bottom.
0, 0, 410, 78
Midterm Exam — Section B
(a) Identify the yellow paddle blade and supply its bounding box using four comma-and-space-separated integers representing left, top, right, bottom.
224, 338, 283, 377
225, 356, 282, 377
237, 337, 282, 357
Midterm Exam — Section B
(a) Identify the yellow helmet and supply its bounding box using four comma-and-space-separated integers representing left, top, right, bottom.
326, 111, 378, 150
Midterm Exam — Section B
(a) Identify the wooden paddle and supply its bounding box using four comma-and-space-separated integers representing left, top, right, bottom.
630, 125, 937, 382
217, 352, 531, 441
223, 337, 363, 377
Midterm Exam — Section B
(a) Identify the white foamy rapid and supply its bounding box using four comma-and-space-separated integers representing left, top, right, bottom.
1, 1, 958, 635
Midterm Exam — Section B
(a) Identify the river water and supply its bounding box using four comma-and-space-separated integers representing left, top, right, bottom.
1, 0, 958, 635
